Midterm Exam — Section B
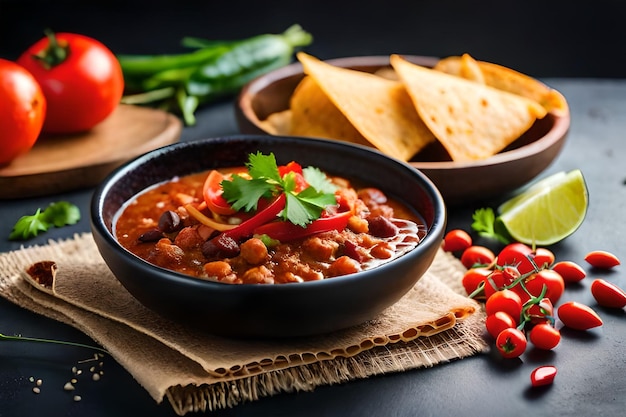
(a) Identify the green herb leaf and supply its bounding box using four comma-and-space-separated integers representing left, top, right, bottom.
221, 152, 338, 226
302, 166, 337, 194
222, 176, 273, 212
41, 201, 81, 227
9, 209, 49, 240
9, 202, 81, 241
471, 207, 510, 244
246, 152, 282, 183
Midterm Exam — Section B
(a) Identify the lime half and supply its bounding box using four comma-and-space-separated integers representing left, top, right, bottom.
496, 169, 588, 246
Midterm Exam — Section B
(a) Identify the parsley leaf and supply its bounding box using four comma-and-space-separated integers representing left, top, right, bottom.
471, 207, 510, 244
42, 201, 81, 227
9, 201, 81, 241
222, 176, 273, 212
247, 151, 281, 183
9, 209, 49, 240
221, 152, 338, 227
303, 166, 337, 194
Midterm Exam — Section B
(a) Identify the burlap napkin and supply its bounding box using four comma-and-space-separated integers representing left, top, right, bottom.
0, 233, 487, 415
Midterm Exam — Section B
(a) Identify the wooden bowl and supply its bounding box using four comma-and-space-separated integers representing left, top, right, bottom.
235, 55, 571, 205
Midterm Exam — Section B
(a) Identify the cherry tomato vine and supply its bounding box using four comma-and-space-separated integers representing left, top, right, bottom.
443, 228, 624, 388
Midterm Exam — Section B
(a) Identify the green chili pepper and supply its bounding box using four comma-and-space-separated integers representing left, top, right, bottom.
118, 24, 313, 126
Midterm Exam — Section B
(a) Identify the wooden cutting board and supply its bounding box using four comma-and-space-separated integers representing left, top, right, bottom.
0, 104, 182, 199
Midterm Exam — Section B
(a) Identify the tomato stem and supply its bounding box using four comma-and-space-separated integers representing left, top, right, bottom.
0, 332, 108, 354
31, 29, 70, 70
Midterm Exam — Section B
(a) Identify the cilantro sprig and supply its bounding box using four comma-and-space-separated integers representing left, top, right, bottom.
221, 152, 337, 227
9, 201, 81, 241
471, 207, 511, 244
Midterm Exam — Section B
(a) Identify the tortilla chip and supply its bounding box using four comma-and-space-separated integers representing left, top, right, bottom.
390, 54, 548, 162
288, 75, 372, 147
296, 52, 435, 161
258, 109, 292, 135
434, 54, 569, 116
458, 53, 486, 84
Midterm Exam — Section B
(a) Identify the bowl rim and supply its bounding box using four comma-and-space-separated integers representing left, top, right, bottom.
90, 134, 447, 292
236, 54, 571, 171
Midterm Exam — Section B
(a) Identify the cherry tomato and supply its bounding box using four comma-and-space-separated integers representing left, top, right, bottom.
557, 301, 603, 330
442, 229, 472, 252
552, 260, 586, 283
485, 289, 523, 323
530, 366, 557, 387
483, 270, 507, 300
529, 323, 561, 350
590, 279, 626, 309
461, 245, 495, 269
524, 269, 565, 304
485, 311, 516, 339
500, 266, 529, 303
497, 243, 535, 275
584, 250, 621, 269
495, 327, 527, 359
526, 297, 554, 325
461, 267, 491, 297
17, 31, 124, 133
531, 247, 555, 269
0, 59, 46, 165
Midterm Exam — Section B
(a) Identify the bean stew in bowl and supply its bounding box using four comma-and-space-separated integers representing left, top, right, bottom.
91, 135, 446, 338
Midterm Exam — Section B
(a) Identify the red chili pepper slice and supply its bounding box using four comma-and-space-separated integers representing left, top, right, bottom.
220, 193, 287, 242
254, 210, 352, 242
530, 366, 557, 387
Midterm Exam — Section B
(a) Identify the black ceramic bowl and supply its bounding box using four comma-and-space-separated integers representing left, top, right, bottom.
91, 135, 446, 338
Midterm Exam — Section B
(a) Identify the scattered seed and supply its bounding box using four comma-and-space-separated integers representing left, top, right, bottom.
36, 379, 42, 387
92, 373, 100, 381
63, 382, 75, 391
32, 387, 41, 394
73, 395, 82, 402
29, 376, 35, 383
71, 378, 77, 384
89, 366, 96, 372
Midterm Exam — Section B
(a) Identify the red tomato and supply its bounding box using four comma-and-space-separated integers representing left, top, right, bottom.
524, 269, 565, 304
0, 59, 46, 165
557, 301, 603, 330
584, 250, 621, 269
529, 323, 561, 350
526, 297, 554, 325
17, 31, 124, 133
531, 247, 556, 269
485, 311, 516, 339
590, 279, 626, 309
203, 170, 236, 215
495, 327, 527, 359
461, 245, 495, 269
461, 267, 491, 297
442, 229, 472, 252
552, 260, 586, 283
530, 366, 557, 387
483, 269, 522, 301
485, 289, 523, 323
277, 161, 303, 176
497, 243, 535, 275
